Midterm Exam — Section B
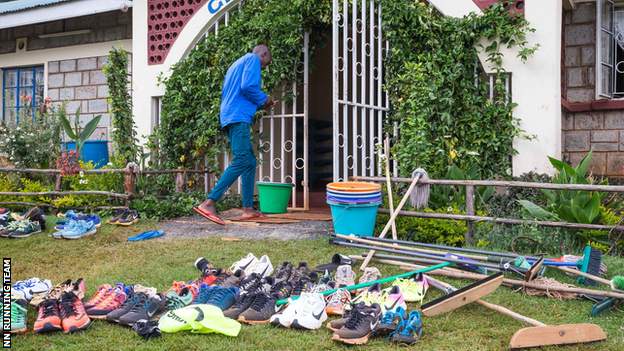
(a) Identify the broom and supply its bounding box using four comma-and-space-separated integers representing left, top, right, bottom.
359, 168, 430, 270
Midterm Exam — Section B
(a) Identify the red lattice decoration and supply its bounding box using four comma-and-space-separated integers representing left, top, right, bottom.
472, 0, 524, 16
148, 0, 210, 65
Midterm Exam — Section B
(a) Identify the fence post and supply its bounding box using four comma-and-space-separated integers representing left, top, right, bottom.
175, 170, 186, 193
465, 185, 475, 244
124, 163, 138, 205
54, 174, 62, 192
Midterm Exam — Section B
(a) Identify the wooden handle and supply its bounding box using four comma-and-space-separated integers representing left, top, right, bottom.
359, 174, 421, 270
476, 300, 546, 327
555, 266, 614, 288
384, 137, 398, 241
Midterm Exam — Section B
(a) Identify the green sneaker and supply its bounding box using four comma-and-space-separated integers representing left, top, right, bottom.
158, 305, 199, 333
8, 220, 42, 238
11, 298, 28, 333
165, 288, 193, 311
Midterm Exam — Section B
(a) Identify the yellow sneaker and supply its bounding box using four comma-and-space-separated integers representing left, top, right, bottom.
391, 273, 428, 303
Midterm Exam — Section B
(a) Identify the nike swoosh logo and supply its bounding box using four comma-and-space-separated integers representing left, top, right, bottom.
239, 260, 254, 270
384, 299, 400, 311
258, 265, 269, 277
194, 307, 204, 321
370, 321, 378, 330
312, 309, 324, 320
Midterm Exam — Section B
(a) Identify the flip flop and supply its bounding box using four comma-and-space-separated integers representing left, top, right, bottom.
128, 230, 164, 242
232, 212, 267, 222
193, 207, 226, 226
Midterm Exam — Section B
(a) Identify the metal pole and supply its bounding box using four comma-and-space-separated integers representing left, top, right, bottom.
342, 0, 349, 181
332, 0, 340, 182
303, 32, 310, 210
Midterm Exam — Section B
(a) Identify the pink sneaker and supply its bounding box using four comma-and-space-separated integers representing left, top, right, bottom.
381, 286, 407, 314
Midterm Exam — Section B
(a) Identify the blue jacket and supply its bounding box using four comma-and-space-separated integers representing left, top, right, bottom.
220, 53, 268, 128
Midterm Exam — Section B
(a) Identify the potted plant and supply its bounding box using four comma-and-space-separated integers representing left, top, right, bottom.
59, 106, 102, 162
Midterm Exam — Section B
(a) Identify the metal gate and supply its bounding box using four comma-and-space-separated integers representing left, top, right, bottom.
206, 7, 309, 210
332, 0, 392, 182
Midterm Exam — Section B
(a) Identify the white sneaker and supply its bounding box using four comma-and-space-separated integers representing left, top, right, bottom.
269, 297, 302, 328
248, 255, 273, 277
12, 278, 52, 301
335, 265, 356, 287
230, 253, 258, 274
291, 293, 328, 330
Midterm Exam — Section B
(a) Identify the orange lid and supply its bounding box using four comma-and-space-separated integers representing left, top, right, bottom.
326, 181, 381, 192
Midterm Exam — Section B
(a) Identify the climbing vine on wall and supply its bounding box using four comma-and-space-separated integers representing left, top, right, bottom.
154, 0, 331, 170
383, 1, 536, 178
156, 0, 535, 178
104, 48, 140, 164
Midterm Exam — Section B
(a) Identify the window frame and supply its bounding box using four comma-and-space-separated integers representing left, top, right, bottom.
2, 65, 45, 124
596, 0, 616, 99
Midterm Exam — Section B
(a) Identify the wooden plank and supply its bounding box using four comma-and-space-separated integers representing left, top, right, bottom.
353, 176, 624, 193
266, 212, 332, 221
421, 274, 503, 315
509, 324, 607, 349
525, 256, 544, 282
421, 273, 503, 317
228, 217, 300, 224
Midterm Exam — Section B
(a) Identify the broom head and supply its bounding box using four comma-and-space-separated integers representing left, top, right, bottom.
509, 323, 606, 349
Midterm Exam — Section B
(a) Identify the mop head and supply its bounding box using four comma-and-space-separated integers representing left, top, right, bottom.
610, 276, 624, 290
409, 168, 430, 209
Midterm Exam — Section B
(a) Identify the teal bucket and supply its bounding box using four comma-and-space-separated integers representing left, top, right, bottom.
327, 200, 381, 237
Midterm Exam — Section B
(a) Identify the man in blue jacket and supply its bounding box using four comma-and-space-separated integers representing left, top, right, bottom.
194, 44, 275, 224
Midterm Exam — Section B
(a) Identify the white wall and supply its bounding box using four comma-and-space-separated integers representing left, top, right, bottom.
429, 0, 562, 176
132, 0, 242, 143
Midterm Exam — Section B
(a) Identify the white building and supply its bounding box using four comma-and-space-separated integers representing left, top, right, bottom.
0, 0, 619, 209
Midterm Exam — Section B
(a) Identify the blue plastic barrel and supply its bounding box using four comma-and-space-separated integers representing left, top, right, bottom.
63, 141, 109, 168
327, 200, 381, 237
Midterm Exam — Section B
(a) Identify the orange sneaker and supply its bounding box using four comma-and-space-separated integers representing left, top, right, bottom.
34, 299, 63, 333
87, 288, 127, 319
59, 292, 91, 333
84, 284, 112, 310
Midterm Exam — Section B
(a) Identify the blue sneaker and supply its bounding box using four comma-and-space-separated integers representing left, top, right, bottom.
52, 220, 80, 238
391, 310, 423, 345
57, 213, 101, 227
205, 287, 239, 310
192, 284, 215, 304
376, 306, 406, 336
59, 220, 96, 239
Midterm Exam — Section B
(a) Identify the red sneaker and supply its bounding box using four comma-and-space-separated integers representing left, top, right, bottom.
59, 292, 91, 333
34, 299, 63, 333
84, 284, 112, 310
87, 288, 127, 319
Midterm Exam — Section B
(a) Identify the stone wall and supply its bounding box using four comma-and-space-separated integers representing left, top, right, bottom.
562, 3, 624, 177
47, 56, 113, 142
0, 10, 131, 54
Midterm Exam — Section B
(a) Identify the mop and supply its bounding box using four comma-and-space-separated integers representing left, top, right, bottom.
424, 274, 607, 349
359, 168, 430, 270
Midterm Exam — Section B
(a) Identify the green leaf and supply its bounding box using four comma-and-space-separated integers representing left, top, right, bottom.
517, 200, 558, 221
79, 115, 102, 142
576, 150, 592, 178
59, 111, 77, 140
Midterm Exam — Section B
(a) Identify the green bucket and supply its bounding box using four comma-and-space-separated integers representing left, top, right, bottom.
257, 181, 294, 214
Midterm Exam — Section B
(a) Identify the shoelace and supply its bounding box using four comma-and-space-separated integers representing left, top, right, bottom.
327, 289, 349, 306
230, 293, 254, 310
40, 300, 58, 318
344, 310, 366, 330
60, 294, 78, 318
11, 301, 26, 324
381, 310, 398, 325
250, 293, 270, 311
166, 294, 187, 310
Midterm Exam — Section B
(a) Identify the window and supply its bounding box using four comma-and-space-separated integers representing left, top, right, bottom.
2, 66, 44, 124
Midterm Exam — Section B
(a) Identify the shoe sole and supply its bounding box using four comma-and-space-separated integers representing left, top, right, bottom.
269, 316, 292, 328
391, 335, 418, 345
62, 228, 97, 240
117, 219, 139, 226
8, 229, 42, 238
291, 319, 322, 330
237, 316, 270, 325
34, 322, 63, 333
87, 313, 113, 320
10, 327, 28, 334
331, 333, 370, 345
326, 322, 342, 332
64, 320, 92, 334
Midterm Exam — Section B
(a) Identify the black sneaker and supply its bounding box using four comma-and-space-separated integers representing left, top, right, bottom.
117, 210, 139, 226
222, 269, 245, 288
274, 262, 294, 283
118, 294, 166, 326
108, 209, 129, 224
194, 257, 213, 276
132, 319, 161, 340
239, 273, 262, 295
332, 303, 382, 345
314, 254, 352, 273
270, 281, 293, 300
238, 293, 277, 325
23, 207, 46, 230
291, 276, 315, 296
106, 292, 148, 323
223, 292, 257, 319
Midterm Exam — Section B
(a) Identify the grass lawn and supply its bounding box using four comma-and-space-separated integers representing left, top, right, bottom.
2, 218, 624, 351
